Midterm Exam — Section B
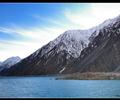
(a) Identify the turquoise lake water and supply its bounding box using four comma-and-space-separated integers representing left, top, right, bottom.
0, 76, 120, 98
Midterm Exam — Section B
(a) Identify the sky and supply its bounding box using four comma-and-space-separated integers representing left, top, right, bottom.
0, 3, 120, 61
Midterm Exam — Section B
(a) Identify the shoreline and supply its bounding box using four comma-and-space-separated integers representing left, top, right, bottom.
0, 72, 120, 80
56, 72, 120, 80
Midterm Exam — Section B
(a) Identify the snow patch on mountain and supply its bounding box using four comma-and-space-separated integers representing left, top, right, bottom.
59, 67, 66, 74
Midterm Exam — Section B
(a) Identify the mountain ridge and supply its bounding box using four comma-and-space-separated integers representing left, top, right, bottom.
1, 14, 120, 76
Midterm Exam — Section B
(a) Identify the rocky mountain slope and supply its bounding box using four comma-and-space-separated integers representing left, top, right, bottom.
64, 15, 120, 73
1, 14, 120, 76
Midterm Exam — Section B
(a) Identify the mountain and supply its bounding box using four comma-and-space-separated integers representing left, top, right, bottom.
0, 29, 93, 76
1, 14, 120, 76
0, 56, 21, 71
64, 15, 120, 73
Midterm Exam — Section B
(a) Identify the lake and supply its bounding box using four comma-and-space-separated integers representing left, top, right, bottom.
0, 76, 120, 98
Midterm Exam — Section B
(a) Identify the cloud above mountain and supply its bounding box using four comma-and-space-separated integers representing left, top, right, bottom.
0, 3, 120, 61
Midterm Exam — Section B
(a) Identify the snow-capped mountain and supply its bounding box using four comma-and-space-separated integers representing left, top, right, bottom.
0, 56, 21, 71
66, 14, 120, 73
1, 14, 120, 76
89, 15, 120, 42
31, 29, 91, 59
0, 30, 91, 75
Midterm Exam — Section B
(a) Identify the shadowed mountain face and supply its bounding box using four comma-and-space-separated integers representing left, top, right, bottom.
1, 15, 120, 76
65, 16, 120, 73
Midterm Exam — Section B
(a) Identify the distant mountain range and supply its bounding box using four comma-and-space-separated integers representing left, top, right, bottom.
1, 14, 120, 76
0, 57, 21, 72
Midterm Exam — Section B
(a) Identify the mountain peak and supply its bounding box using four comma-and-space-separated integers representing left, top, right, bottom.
1, 14, 120, 76
3, 56, 21, 62
1, 56, 21, 68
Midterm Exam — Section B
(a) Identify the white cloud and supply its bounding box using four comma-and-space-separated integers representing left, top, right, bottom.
0, 39, 38, 61
1, 3, 120, 61
91, 3, 120, 19
64, 3, 120, 29
64, 9, 94, 29
32, 14, 81, 30
0, 25, 66, 61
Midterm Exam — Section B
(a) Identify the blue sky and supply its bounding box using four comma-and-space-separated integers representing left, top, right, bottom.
0, 3, 120, 61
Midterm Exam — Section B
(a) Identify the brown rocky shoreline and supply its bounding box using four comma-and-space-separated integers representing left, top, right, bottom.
56, 72, 120, 80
